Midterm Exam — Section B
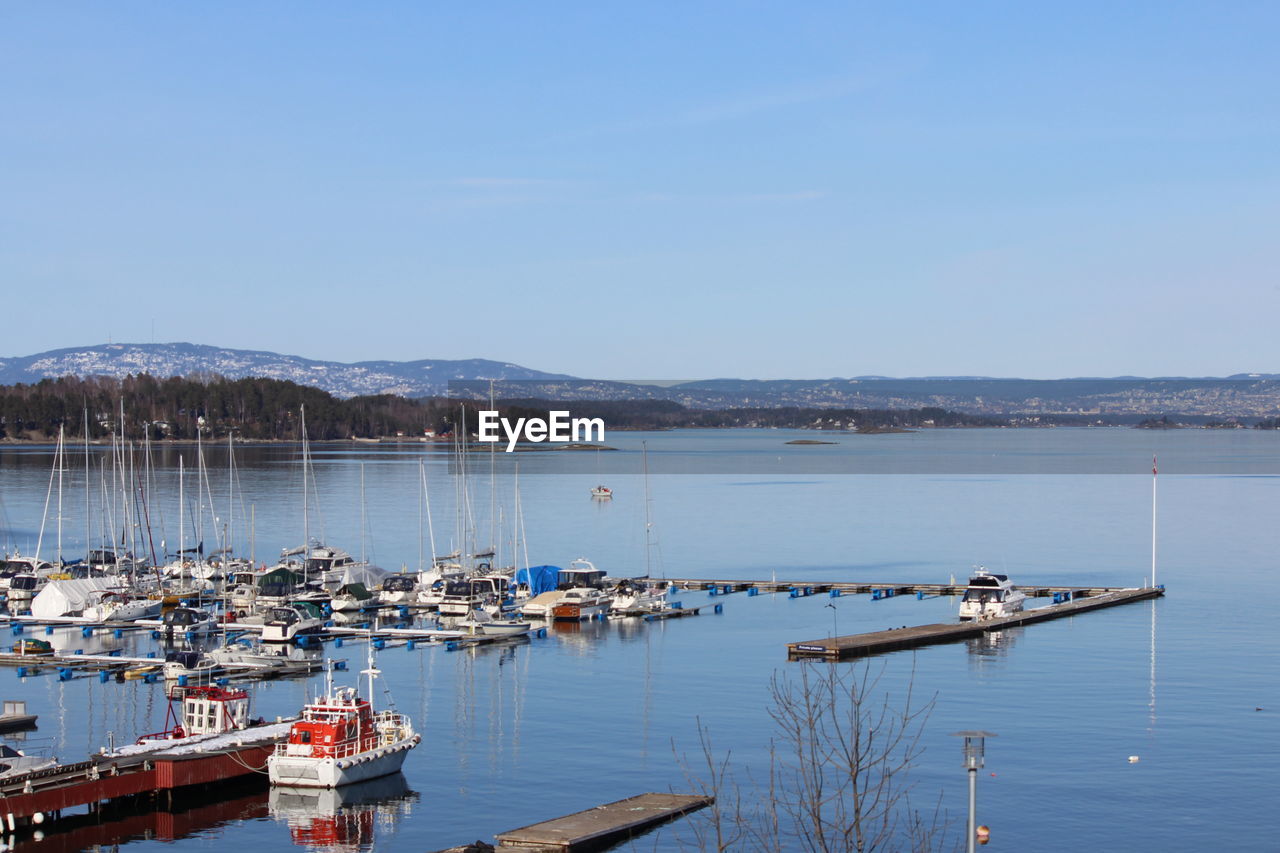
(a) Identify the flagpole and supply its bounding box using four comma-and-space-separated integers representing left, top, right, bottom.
1151, 455, 1158, 588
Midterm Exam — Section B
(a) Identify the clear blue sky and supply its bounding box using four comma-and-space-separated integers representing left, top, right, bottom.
3, 3, 1276, 379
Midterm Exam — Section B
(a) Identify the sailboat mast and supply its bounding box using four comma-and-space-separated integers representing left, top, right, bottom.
643, 441, 653, 578
56, 425, 64, 563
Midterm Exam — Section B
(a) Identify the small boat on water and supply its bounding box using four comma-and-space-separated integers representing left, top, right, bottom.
590, 485, 612, 499
82, 589, 161, 623
454, 608, 531, 637
0, 743, 56, 779
610, 578, 671, 615
163, 605, 219, 637
11, 638, 53, 656
262, 603, 327, 644
332, 582, 375, 612
957, 567, 1027, 621
268, 657, 419, 788
163, 650, 224, 681
377, 575, 418, 605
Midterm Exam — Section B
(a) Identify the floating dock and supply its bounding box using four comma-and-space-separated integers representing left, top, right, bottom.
787, 586, 1163, 660
494, 792, 713, 851
668, 577, 1130, 597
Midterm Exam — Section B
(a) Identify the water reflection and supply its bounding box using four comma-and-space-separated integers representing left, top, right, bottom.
966, 627, 1021, 661
11, 780, 268, 851
270, 773, 417, 851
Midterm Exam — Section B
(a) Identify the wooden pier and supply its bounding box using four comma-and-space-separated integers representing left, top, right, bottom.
787, 586, 1163, 660
493, 792, 713, 851
667, 577, 1131, 598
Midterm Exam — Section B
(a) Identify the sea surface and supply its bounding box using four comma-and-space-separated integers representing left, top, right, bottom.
0, 427, 1276, 851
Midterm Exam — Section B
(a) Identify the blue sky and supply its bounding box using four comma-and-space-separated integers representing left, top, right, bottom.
2, 3, 1276, 379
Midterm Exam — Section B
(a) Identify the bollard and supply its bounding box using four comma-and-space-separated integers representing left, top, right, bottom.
82, 626, 93, 638
872, 590, 881, 600
644, 614, 654, 622
58, 667, 73, 681
373, 638, 386, 650
335, 637, 344, 648
537, 627, 547, 638
178, 675, 189, 687
407, 640, 416, 651
151, 630, 161, 640
45, 626, 54, 635
714, 603, 724, 614
75, 649, 85, 655
671, 601, 683, 610
399, 606, 410, 619
11, 625, 22, 636
16, 666, 27, 678
185, 631, 196, 642
99, 671, 110, 683
334, 660, 347, 670
216, 678, 229, 686
444, 640, 458, 651
722, 585, 732, 595
114, 628, 124, 638
830, 589, 842, 598
748, 587, 759, 596
789, 589, 799, 599
708, 587, 718, 597
916, 591, 924, 600
147, 651, 156, 659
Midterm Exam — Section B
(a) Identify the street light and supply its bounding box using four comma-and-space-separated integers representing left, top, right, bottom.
951, 730, 997, 852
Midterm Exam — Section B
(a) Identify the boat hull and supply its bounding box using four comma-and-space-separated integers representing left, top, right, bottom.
267, 736, 419, 788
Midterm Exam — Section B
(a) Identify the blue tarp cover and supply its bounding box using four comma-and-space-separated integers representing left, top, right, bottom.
514, 565, 560, 596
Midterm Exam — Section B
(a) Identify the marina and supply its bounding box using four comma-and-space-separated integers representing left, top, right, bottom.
0, 428, 1270, 851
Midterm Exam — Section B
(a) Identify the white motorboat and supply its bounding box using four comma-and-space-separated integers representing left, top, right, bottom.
610, 578, 671, 615
0, 744, 56, 779
163, 649, 225, 680
590, 485, 613, 499
377, 574, 418, 605
162, 606, 220, 637
262, 603, 327, 643
437, 575, 512, 617
957, 567, 1027, 621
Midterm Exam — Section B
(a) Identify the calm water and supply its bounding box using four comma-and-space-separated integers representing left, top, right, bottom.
0, 428, 1276, 851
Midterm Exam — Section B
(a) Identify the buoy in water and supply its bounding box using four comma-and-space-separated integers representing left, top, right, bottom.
1128, 755, 1140, 763
976, 825, 990, 843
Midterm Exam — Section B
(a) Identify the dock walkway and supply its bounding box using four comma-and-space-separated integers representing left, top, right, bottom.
667, 577, 1130, 597
788, 586, 1163, 660
494, 792, 713, 851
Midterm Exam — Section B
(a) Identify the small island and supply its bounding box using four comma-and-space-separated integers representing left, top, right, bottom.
786, 439, 838, 445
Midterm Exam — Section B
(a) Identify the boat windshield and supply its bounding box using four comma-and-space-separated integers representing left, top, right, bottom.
444, 580, 478, 597
270, 607, 299, 623
962, 589, 1005, 602
9, 576, 37, 591
385, 576, 416, 592
557, 570, 606, 590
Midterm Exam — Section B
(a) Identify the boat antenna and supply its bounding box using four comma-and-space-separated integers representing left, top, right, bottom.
362, 629, 381, 702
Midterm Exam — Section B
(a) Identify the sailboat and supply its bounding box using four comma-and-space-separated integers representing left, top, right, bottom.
611, 442, 670, 615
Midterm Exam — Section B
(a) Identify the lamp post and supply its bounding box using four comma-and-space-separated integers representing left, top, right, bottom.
951, 730, 996, 853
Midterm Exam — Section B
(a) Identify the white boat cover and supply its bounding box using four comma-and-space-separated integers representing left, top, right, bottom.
31, 578, 116, 619
341, 563, 390, 588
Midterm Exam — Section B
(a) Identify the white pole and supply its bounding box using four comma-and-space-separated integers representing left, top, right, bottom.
1151, 454, 1158, 589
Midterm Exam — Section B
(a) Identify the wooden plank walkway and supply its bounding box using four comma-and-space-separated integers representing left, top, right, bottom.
666, 577, 1129, 597
494, 792, 713, 851
787, 586, 1163, 660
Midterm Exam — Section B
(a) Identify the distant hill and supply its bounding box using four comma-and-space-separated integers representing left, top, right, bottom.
0, 343, 574, 398
2, 343, 1278, 418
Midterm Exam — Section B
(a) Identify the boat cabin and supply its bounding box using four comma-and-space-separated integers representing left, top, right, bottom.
382, 575, 417, 594
282, 687, 379, 759
557, 568, 607, 591
164, 606, 212, 628
138, 685, 251, 742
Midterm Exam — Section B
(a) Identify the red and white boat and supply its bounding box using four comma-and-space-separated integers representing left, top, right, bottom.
590, 485, 612, 499
268, 656, 419, 788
